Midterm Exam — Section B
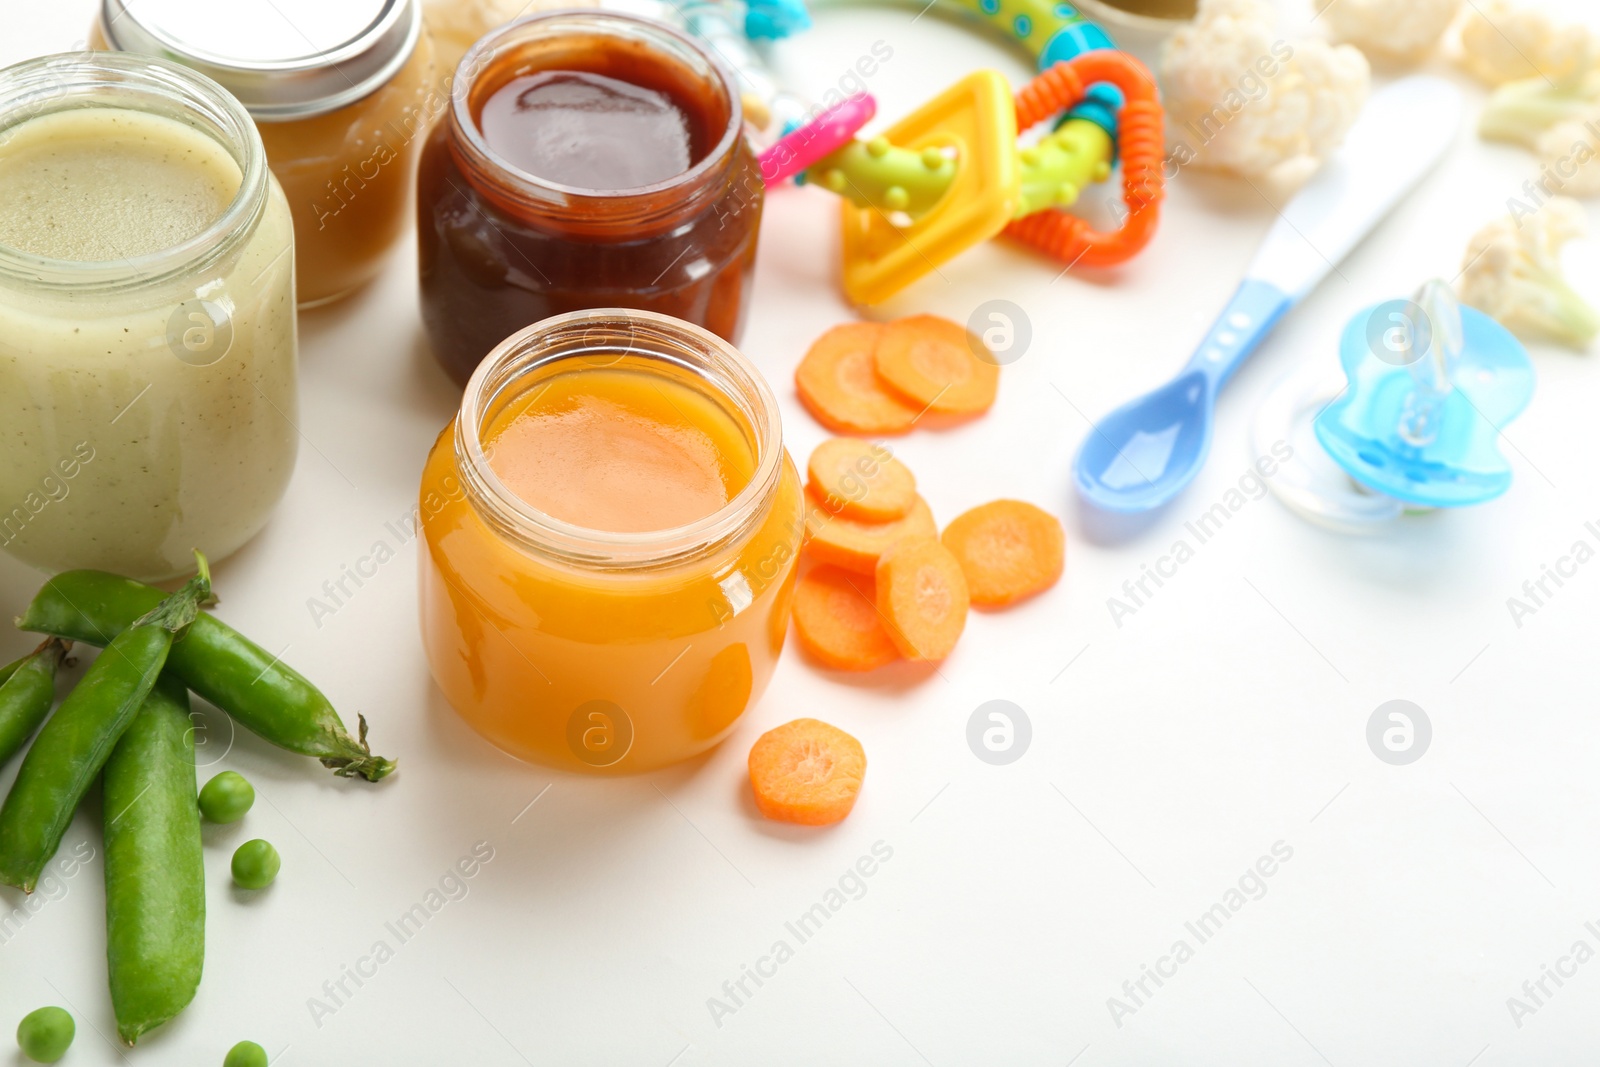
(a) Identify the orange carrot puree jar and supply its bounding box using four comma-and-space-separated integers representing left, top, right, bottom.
418, 310, 803, 772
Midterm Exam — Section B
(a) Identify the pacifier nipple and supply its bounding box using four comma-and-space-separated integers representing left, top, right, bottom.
1395, 280, 1462, 448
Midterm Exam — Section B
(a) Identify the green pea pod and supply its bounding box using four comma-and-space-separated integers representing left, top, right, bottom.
0, 650, 28, 688
0, 637, 70, 768
0, 557, 211, 893
104, 672, 204, 1045
18, 568, 393, 782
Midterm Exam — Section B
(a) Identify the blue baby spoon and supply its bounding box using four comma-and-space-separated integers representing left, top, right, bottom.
1074, 76, 1463, 514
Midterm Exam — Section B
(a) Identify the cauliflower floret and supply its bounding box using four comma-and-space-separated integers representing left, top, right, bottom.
1161, 0, 1370, 191
1162, 0, 1280, 116
1457, 198, 1600, 350
1538, 114, 1600, 197
1455, 0, 1595, 86
1480, 64, 1600, 149
1464, 6, 1600, 163
1318, 0, 1461, 63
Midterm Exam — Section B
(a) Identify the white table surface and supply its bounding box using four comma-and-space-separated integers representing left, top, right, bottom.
4, 2, 1600, 1064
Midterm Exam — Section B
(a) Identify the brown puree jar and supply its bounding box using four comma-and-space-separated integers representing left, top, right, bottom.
96, 0, 436, 307
418, 12, 763, 387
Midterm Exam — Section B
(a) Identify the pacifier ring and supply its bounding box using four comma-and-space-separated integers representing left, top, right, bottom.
1254, 369, 1407, 535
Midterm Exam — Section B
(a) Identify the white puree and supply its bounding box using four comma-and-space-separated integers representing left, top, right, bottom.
0, 107, 298, 580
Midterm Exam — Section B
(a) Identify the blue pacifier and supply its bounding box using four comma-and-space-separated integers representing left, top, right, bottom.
1256, 281, 1535, 534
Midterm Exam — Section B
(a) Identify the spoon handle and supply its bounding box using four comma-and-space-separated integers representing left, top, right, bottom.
1180, 76, 1462, 391
1178, 278, 1295, 390
1241, 76, 1462, 305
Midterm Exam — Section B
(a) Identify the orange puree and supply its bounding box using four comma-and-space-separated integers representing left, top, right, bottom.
483, 368, 750, 533
420, 334, 802, 774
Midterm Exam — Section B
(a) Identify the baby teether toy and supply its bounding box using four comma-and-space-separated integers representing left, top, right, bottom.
690, 0, 1125, 143
817, 52, 1163, 304
1256, 281, 1535, 534
756, 94, 877, 184
681, 0, 1162, 303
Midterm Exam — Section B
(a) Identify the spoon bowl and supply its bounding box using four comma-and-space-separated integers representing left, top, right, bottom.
1075, 369, 1214, 513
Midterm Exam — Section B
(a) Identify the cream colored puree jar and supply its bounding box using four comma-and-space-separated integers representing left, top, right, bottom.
0, 54, 297, 581
96, 0, 436, 307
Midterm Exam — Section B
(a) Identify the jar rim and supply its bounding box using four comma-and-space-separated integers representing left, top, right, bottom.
0, 52, 269, 291
99, 0, 422, 120
456, 309, 785, 570
449, 11, 745, 207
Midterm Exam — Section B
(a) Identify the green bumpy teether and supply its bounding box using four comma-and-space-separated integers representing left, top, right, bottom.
1015, 118, 1113, 216
802, 116, 1113, 220
807, 137, 957, 215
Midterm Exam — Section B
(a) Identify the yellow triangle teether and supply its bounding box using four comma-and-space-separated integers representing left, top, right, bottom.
839, 70, 1020, 306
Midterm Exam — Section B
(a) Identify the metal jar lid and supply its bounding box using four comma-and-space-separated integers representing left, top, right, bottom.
100, 0, 422, 121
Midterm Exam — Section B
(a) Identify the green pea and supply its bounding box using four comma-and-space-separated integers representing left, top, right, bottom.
224, 1039, 268, 1067
198, 771, 255, 824
231, 839, 280, 890
16, 1006, 73, 1063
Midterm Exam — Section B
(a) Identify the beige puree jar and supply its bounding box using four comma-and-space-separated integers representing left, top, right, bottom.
0, 53, 297, 581
96, 0, 437, 307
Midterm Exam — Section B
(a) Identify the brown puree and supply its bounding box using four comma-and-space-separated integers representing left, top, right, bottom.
477, 70, 695, 190
417, 13, 762, 388
261, 30, 436, 306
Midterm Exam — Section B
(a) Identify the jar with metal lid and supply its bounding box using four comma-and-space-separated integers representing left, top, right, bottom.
95, 0, 437, 307
0, 52, 297, 581
417, 12, 763, 387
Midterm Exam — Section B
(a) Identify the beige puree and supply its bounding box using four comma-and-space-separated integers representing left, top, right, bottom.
0, 105, 297, 580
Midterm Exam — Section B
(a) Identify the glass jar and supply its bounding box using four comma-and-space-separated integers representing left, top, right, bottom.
96, 0, 437, 307
419, 310, 802, 773
0, 53, 297, 581
418, 12, 763, 388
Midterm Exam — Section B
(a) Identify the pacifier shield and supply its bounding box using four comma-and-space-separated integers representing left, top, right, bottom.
1314, 302, 1533, 509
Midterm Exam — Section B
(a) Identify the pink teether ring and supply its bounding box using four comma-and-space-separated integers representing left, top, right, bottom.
757, 94, 876, 186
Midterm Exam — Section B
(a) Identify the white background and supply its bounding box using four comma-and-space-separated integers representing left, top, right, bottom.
4, 1, 1600, 1064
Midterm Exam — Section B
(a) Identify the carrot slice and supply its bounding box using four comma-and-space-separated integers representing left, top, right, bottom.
748, 718, 866, 825
792, 566, 900, 671
795, 322, 919, 435
875, 536, 969, 662
873, 315, 998, 416
806, 437, 917, 522
803, 488, 936, 574
942, 500, 1065, 607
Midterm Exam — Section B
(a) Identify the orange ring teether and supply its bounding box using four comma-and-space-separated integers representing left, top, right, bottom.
1004, 52, 1165, 269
